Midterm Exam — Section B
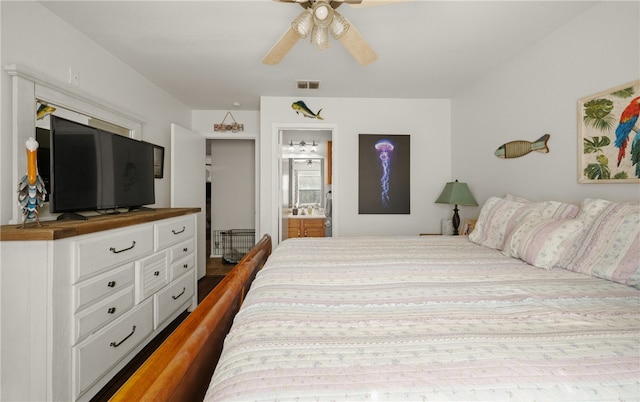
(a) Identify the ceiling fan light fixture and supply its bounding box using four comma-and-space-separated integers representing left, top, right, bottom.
310, 25, 330, 50
314, 4, 329, 21
312, 1, 334, 27
329, 11, 350, 39
291, 8, 313, 38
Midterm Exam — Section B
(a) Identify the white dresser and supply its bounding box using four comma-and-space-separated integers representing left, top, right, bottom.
0, 208, 199, 401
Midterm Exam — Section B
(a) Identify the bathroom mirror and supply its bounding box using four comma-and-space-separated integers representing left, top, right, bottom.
286, 158, 324, 207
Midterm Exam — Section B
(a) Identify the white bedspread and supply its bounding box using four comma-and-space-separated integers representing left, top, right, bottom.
205, 236, 640, 401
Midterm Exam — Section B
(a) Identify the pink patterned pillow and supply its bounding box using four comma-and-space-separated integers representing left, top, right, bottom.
502, 216, 585, 269
558, 199, 640, 289
469, 197, 579, 250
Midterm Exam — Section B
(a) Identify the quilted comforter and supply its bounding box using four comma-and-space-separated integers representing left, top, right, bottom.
205, 236, 640, 401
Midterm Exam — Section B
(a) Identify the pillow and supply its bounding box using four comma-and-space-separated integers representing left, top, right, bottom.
502, 216, 585, 269
504, 194, 531, 203
503, 195, 580, 218
558, 199, 640, 289
469, 197, 579, 250
556, 198, 616, 267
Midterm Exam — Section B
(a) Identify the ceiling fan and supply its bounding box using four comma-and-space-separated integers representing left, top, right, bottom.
263, 0, 403, 66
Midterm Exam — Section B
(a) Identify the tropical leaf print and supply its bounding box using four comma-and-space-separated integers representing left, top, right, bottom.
583, 98, 615, 132
583, 136, 611, 154
612, 87, 636, 98
584, 154, 611, 180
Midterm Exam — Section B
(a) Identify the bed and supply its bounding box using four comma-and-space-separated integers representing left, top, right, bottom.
113, 197, 639, 401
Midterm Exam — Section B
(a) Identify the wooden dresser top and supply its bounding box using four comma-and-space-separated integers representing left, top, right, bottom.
1, 208, 200, 241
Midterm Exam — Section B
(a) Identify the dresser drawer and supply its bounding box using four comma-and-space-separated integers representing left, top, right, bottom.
155, 215, 195, 250
73, 298, 153, 399
74, 286, 134, 343
169, 238, 195, 264
154, 270, 195, 329
73, 264, 134, 312
74, 225, 154, 282
135, 251, 168, 303
170, 253, 196, 282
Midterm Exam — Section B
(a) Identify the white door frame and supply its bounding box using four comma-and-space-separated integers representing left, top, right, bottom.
271, 123, 338, 244
204, 133, 259, 256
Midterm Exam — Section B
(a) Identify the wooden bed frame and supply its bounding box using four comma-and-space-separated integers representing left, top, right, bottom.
110, 234, 272, 401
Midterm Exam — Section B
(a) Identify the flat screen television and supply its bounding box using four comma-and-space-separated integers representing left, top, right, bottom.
49, 116, 155, 218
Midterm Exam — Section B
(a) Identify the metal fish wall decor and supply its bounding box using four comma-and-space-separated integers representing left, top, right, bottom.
495, 134, 550, 159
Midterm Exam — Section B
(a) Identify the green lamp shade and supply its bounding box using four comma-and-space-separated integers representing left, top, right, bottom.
435, 180, 478, 206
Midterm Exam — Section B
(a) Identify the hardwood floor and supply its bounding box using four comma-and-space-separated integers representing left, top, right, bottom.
90, 254, 233, 402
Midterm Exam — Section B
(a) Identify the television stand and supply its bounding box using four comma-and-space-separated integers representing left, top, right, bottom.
56, 212, 88, 221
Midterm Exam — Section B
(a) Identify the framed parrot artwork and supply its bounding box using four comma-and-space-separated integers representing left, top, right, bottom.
578, 79, 640, 183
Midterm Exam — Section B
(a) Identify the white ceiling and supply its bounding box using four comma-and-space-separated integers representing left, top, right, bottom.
39, 0, 598, 110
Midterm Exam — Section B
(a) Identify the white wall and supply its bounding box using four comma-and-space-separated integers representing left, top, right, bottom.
0, 1, 191, 224
209, 139, 256, 230
452, 0, 640, 212
260, 97, 452, 241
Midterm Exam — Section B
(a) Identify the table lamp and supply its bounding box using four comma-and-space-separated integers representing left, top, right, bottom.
435, 180, 478, 235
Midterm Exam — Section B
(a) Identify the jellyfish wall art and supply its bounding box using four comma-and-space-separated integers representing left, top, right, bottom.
358, 134, 411, 214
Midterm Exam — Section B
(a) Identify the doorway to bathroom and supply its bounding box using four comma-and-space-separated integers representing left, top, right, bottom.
279, 129, 333, 243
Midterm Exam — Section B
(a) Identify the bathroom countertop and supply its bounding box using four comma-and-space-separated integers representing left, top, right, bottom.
287, 214, 326, 219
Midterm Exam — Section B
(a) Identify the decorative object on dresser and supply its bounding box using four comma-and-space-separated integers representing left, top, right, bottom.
152, 144, 165, 179
435, 179, 478, 235
17, 137, 47, 227
0, 208, 199, 402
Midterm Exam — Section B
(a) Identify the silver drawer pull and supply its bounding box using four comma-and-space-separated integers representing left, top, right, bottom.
172, 287, 186, 300
171, 226, 186, 235
107, 307, 116, 314
109, 241, 136, 254
110, 325, 136, 348
107, 281, 116, 288
153, 271, 160, 276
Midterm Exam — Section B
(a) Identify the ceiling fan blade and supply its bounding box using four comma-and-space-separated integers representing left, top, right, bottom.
274, 0, 312, 7
263, 27, 301, 65
347, 0, 413, 8
338, 24, 377, 65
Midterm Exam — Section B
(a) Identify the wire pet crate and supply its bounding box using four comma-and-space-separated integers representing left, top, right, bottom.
221, 229, 255, 264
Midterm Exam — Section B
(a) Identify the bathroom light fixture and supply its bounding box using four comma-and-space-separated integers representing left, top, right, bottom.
286, 140, 319, 153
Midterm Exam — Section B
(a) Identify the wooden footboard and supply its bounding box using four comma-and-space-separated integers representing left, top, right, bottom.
110, 234, 272, 402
